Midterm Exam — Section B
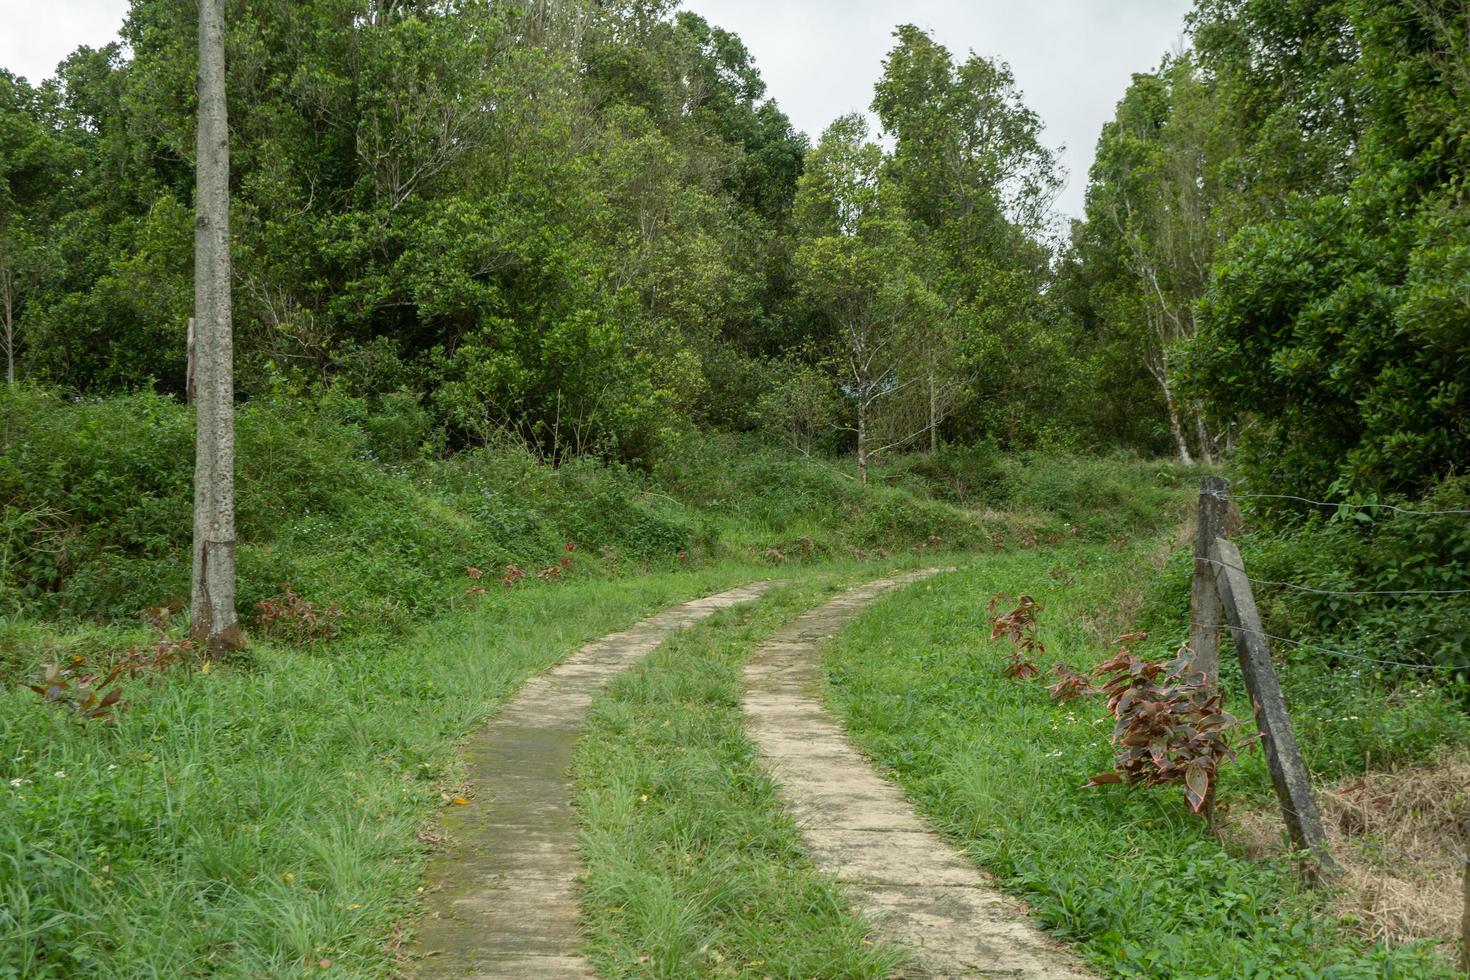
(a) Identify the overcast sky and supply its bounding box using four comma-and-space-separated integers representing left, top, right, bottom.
684, 0, 1193, 221
1, 0, 1193, 220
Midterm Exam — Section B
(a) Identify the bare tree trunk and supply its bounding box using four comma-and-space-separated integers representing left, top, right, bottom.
1195, 412, 1216, 466
2, 265, 13, 385
857, 400, 869, 485
1162, 377, 1193, 466
928, 367, 938, 454
185, 317, 196, 404
191, 0, 243, 656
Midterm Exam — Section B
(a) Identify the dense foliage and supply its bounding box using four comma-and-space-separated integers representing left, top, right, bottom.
0, 1, 1103, 468
1068, 0, 1470, 502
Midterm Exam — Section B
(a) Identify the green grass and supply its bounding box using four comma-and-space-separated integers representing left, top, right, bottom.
572, 572, 910, 979
2, 386, 1190, 646
0, 565, 777, 977
822, 543, 1461, 979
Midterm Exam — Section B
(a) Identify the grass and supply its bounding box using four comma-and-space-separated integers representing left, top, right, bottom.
572, 572, 911, 979
0, 565, 779, 977
821, 540, 1463, 978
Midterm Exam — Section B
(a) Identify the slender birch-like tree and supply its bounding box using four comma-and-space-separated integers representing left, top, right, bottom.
191, 0, 243, 654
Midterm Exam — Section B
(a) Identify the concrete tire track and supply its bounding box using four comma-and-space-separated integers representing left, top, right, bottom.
742, 570, 1093, 980
414, 582, 770, 979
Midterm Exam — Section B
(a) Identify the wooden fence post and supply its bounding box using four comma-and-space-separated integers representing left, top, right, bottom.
1461, 853, 1470, 974
1211, 537, 1336, 879
1190, 476, 1230, 682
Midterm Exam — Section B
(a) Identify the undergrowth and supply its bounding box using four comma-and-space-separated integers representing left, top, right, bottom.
0, 385, 1188, 670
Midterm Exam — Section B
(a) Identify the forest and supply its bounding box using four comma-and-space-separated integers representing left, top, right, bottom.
3, 0, 1470, 976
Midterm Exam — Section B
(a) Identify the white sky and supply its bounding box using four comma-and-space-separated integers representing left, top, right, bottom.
0, 0, 1194, 221
684, 0, 1194, 220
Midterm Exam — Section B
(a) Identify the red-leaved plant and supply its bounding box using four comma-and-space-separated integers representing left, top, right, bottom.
254, 584, 343, 644
1046, 662, 1095, 700
28, 661, 125, 720
988, 593, 1044, 680
1087, 632, 1243, 819
26, 636, 194, 722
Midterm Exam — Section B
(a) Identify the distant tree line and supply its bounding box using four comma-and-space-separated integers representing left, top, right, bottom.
1, 0, 1466, 500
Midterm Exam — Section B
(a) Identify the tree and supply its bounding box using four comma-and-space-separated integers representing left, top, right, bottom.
793, 115, 928, 483
1180, 0, 1470, 499
190, 0, 242, 655
871, 25, 1062, 450
1076, 58, 1225, 464
0, 70, 72, 385
755, 357, 840, 456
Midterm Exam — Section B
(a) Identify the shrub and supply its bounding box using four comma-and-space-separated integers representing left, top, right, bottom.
253, 585, 345, 645
1088, 634, 1244, 818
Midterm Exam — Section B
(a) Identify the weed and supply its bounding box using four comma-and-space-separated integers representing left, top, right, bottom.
1046, 663, 1095, 701
988, 593, 1044, 679
253, 585, 344, 645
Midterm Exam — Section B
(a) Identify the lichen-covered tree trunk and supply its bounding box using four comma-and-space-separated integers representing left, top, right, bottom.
190, 0, 243, 656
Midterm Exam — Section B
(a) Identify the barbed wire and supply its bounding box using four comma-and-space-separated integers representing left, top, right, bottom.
1194, 555, 1470, 597
1189, 620, 1466, 673
1205, 487, 1470, 517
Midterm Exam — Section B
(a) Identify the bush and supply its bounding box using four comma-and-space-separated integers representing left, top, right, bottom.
887, 440, 1009, 504
1001, 452, 1194, 540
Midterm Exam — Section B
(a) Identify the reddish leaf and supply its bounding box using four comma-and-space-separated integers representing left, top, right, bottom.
1184, 762, 1211, 812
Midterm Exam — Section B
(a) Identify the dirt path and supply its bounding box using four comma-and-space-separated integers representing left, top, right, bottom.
743, 571, 1093, 979
414, 582, 770, 979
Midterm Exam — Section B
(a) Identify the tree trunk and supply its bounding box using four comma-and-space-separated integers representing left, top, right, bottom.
1162, 377, 1193, 466
928, 367, 938, 454
2, 265, 13, 385
1195, 412, 1216, 466
857, 400, 869, 485
191, 0, 243, 656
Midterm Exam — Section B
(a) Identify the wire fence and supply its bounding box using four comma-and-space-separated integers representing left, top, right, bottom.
1194, 555, 1470, 597
1193, 478, 1468, 675
1205, 486, 1470, 518
1337, 835, 1470, 868
1191, 620, 1463, 673
1190, 478, 1469, 946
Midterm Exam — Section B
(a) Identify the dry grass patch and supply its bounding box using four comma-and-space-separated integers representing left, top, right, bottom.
1226, 748, 1470, 952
